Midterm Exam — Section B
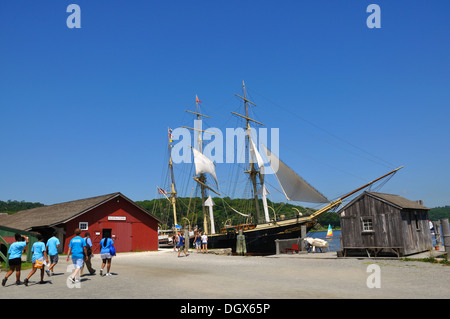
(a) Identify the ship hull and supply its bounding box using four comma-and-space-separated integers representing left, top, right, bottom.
204, 219, 316, 255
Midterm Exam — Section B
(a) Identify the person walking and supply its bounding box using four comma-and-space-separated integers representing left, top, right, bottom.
99, 234, 114, 276
66, 228, 87, 284
45, 232, 60, 277
177, 232, 189, 257
24, 234, 49, 286
172, 233, 178, 251
201, 232, 208, 254
81, 232, 96, 275
1, 234, 28, 286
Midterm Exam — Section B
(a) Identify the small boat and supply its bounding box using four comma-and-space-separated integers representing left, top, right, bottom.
158, 229, 174, 247
326, 224, 333, 237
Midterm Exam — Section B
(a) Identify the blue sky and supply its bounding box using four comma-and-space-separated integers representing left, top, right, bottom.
0, 1, 449, 208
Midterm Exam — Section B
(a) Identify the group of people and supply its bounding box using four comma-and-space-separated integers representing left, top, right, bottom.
172, 231, 208, 257
1, 228, 115, 287
194, 232, 208, 254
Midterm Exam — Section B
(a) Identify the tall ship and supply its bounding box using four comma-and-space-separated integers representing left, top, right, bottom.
156, 82, 402, 255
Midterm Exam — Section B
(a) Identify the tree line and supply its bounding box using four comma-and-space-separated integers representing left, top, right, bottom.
428, 206, 450, 221
2, 199, 448, 231
0, 200, 44, 214
135, 197, 341, 231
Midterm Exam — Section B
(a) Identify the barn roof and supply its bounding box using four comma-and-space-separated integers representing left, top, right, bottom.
0, 192, 162, 231
338, 191, 429, 214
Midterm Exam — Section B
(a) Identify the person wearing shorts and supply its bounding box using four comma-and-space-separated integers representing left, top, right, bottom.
99, 235, 114, 276
201, 233, 208, 254
24, 234, 49, 286
46, 232, 60, 276
194, 232, 202, 253
177, 233, 189, 257
2, 234, 28, 286
66, 228, 87, 284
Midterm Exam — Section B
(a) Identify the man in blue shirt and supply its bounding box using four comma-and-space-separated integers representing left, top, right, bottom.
46, 232, 60, 276
82, 232, 96, 275
177, 232, 189, 258
66, 228, 87, 284
2, 233, 28, 286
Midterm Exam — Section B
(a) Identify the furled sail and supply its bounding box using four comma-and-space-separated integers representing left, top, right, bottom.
192, 147, 218, 185
261, 145, 329, 203
223, 199, 251, 217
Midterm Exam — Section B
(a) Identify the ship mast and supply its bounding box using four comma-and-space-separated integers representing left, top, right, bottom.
181, 95, 213, 234
232, 81, 264, 224
168, 127, 178, 227
307, 166, 404, 220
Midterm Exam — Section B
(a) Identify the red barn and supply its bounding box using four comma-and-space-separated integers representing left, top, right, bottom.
0, 192, 162, 254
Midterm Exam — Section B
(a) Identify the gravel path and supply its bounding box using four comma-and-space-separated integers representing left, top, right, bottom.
1, 249, 449, 299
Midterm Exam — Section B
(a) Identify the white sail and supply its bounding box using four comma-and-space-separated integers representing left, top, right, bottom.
248, 133, 265, 173
192, 147, 218, 185
249, 133, 271, 222
257, 184, 271, 222
261, 145, 329, 204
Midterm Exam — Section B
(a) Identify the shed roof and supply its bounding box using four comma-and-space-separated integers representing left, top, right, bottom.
366, 192, 429, 210
338, 191, 429, 214
0, 192, 162, 231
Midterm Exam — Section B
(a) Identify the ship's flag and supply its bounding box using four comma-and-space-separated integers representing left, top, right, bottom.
326, 224, 333, 237
158, 187, 167, 194
168, 127, 173, 142
196, 95, 202, 103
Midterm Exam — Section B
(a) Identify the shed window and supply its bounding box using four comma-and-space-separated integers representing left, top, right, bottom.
79, 222, 88, 231
414, 212, 421, 231
362, 218, 373, 232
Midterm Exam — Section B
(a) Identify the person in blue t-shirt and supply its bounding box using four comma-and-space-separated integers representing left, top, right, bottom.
24, 234, 49, 286
177, 233, 189, 258
66, 228, 87, 284
46, 232, 60, 276
2, 233, 29, 286
99, 235, 114, 276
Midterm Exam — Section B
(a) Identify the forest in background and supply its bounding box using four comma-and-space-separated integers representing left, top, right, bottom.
2, 199, 449, 231
136, 197, 339, 231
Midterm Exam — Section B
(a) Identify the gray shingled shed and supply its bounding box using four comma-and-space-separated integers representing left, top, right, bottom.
338, 191, 432, 257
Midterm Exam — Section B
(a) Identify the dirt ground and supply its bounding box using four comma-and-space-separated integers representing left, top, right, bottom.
1, 249, 449, 300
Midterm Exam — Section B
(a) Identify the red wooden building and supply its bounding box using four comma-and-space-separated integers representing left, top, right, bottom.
0, 192, 162, 254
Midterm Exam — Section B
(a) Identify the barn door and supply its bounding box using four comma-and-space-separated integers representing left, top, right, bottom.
113, 222, 132, 252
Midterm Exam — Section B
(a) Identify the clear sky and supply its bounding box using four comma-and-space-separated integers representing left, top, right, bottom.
0, 1, 449, 208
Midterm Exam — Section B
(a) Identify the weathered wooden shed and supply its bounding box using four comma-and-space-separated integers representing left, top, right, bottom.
337, 191, 432, 257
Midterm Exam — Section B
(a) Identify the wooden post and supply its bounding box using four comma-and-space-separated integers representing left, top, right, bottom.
300, 225, 307, 251
275, 239, 280, 255
184, 226, 190, 252
440, 219, 450, 252
433, 221, 442, 247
